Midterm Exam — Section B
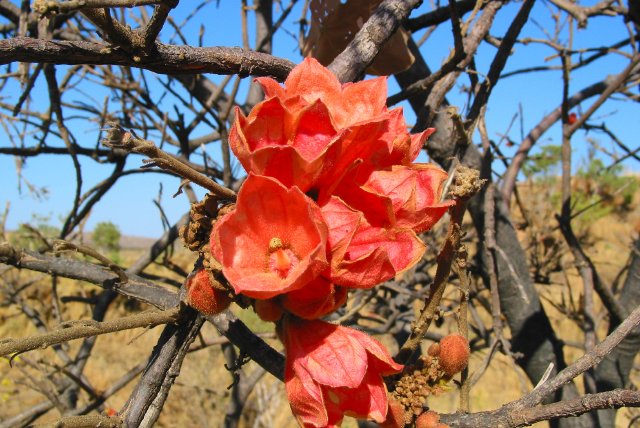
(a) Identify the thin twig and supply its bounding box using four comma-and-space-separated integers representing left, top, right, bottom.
0, 307, 180, 357
102, 123, 237, 200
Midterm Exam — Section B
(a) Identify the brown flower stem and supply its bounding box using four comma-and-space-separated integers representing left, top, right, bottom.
396, 166, 484, 364
396, 199, 465, 364
453, 244, 471, 411
103, 123, 237, 200
0, 307, 180, 358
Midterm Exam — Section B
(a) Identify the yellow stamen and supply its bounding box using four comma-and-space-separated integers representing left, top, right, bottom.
269, 237, 283, 251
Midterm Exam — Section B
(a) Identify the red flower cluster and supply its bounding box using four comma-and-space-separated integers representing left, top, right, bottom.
210, 58, 453, 426
282, 318, 403, 427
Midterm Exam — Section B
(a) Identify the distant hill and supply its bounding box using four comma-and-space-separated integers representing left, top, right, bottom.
5, 230, 158, 250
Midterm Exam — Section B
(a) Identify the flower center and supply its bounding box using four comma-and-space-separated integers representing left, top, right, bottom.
268, 237, 299, 279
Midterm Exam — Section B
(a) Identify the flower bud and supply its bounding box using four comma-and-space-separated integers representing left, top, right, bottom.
415, 411, 440, 428
380, 397, 406, 428
427, 342, 440, 357
438, 334, 470, 377
185, 269, 231, 315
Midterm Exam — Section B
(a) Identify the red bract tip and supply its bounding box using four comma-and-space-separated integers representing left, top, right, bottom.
281, 278, 347, 320
254, 299, 283, 322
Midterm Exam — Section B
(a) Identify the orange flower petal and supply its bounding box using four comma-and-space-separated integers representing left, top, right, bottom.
283, 319, 403, 426
363, 164, 454, 233
211, 175, 328, 299
322, 196, 425, 288
281, 277, 347, 320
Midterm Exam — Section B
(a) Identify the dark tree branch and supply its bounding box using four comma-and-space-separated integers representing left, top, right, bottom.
501, 57, 640, 202
0, 242, 179, 309
404, 0, 478, 32
0, 307, 180, 357
516, 303, 640, 409
395, 34, 590, 427
0, 37, 295, 80
594, 238, 640, 427
0, 242, 285, 382
441, 389, 640, 427
328, 0, 423, 83
121, 309, 204, 427
466, 0, 535, 126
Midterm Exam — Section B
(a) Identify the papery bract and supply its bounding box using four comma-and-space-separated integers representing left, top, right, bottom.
210, 174, 328, 299
230, 97, 337, 191
282, 318, 403, 427
254, 299, 284, 322
321, 196, 425, 288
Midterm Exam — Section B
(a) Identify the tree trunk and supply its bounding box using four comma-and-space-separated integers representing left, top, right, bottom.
594, 238, 640, 427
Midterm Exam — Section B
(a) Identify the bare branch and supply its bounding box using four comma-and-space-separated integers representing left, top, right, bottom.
328, 0, 422, 83
0, 307, 180, 357
0, 37, 295, 80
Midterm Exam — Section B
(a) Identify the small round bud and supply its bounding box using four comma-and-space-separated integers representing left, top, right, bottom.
185, 270, 231, 315
427, 342, 440, 357
438, 334, 470, 377
415, 411, 440, 428
380, 398, 406, 428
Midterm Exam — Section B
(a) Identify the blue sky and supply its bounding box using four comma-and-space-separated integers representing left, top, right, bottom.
1, 0, 638, 237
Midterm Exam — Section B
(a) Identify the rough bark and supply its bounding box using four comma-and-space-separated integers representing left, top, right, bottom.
594, 238, 640, 427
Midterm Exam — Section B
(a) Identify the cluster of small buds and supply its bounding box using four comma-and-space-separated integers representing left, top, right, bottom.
31, 0, 62, 15
390, 334, 470, 426
391, 355, 443, 424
